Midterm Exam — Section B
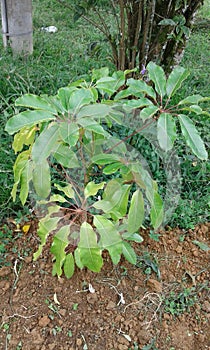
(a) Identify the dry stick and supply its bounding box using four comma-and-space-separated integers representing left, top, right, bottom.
124, 292, 162, 329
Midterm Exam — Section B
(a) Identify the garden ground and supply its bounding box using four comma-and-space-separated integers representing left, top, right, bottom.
0, 221, 209, 350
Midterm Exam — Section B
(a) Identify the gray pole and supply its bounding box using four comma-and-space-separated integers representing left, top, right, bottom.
1, 0, 33, 55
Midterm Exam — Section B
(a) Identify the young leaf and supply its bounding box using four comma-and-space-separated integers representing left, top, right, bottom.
122, 241, 137, 265
93, 215, 122, 265
128, 189, 144, 234
74, 247, 84, 269
157, 113, 177, 151
166, 67, 190, 98
12, 126, 36, 154
32, 124, 60, 162
32, 159, 51, 198
103, 162, 121, 175
150, 192, 164, 230
51, 225, 70, 277
78, 222, 103, 272
5, 110, 56, 135
84, 181, 105, 198
33, 208, 61, 260
63, 253, 75, 279
15, 94, 58, 113
11, 150, 31, 201
19, 160, 33, 205
178, 114, 208, 160
147, 62, 166, 99
54, 183, 75, 199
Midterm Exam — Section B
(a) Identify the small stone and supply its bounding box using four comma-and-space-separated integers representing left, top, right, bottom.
76, 338, 83, 346
106, 301, 116, 310
25, 256, 32, 263
38, 315, 50, 327
86, 293, 98, 304
197, 334, 205, 343
202, 300, 210, 313
59, 309, 67, 317
48, 344, 56, 350
192, 250, 199, 257
175, 246, 182, 253
147, 278, 162, 293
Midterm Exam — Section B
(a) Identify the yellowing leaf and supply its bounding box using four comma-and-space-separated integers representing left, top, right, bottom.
22, 224, 31, 234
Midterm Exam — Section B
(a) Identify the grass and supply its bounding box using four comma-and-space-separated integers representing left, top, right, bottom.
0, 0, 209, 228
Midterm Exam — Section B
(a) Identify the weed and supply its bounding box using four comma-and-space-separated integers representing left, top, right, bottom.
163, 287, 197, 316
136, 252, 161, 280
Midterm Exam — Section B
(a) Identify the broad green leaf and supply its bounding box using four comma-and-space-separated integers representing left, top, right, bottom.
166, 67, 190, 98
78, 118, 109, 136
122, 241, 137, 264
32, 159, 51, 198
178, 94, 206, 105
127, 78, 156, 100
147, 62, 166, 99
178, 114, 208, 160
111, 70, 126, 90
5, 110, 56, 135
54, 183, 75, 199
69, 88, 96, 115
128, 189, 144, 234
51, 225, 70, 277
12, 126, 36, 154
140, 106, 159, 121
157, 113, 177, 151
77, 103, 113, 119
59, 122, 79, 147
84, 181, 105, 198
63, 253, 75, 279
15, 94, 57, 113
158, 18, 176, 26
94, 215, 122, 265
150, 192, 164, 230
32, 124, 60, 162
54, 144, 79, 168
33, 207, 61, 260
114, 86, 144, 100
122, 232, 144, 243
78, 222, 103, 272
103, 162, 121, 175
92, 153, 120, 165
121, 98, 153, 109
95, 77, 118, 95
92, 67, 109, 81
179, 105, 203, 114
57, 86, 78, 111
19, 160, 33, 205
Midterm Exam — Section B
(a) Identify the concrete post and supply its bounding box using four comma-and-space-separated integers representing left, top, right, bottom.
1, 0, 33, 55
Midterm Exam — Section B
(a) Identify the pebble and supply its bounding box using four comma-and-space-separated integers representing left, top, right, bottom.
147, 278, 162, 293
38, 315, 50, 327
106, 301, 116, 309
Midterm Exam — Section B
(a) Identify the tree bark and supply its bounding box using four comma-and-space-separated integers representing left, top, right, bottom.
1, 0, 33, 55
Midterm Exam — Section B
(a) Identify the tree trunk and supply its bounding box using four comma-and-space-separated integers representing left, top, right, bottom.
1, 0, 33, 55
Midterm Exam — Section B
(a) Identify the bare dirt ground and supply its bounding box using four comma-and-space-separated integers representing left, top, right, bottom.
0, 221, 209, 350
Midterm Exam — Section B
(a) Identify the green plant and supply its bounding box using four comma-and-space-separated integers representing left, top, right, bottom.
164, 287, 197, 316
5, 63, 208, 278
